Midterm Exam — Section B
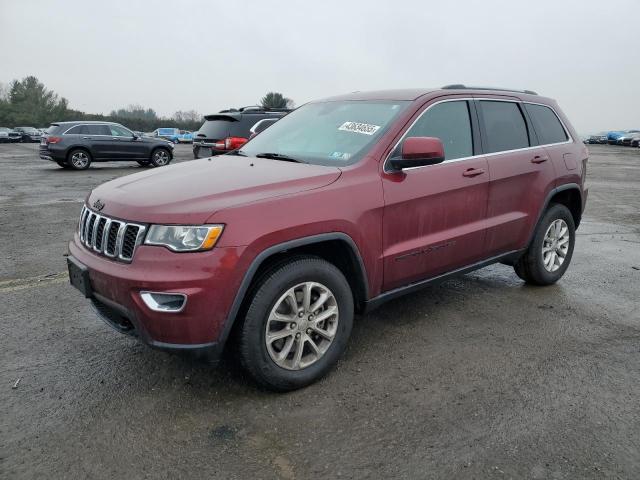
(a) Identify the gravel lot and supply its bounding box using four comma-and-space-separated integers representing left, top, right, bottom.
1, 143, 639, 479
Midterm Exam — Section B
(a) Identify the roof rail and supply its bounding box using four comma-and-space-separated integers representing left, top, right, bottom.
441, 84, 538, 95
218, 106, 291, 114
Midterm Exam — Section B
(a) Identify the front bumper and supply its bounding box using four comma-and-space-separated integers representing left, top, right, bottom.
68, 234, 247, 359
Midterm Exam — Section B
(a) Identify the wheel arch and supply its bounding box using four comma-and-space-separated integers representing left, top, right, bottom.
219, 233, 369, 350
150, 144, 173, 159
66, 145, 92, 160
527, 183, 583, 248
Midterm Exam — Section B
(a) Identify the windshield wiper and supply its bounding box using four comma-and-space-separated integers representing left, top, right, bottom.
255, 152, 306, 163
226, 149, 247, 156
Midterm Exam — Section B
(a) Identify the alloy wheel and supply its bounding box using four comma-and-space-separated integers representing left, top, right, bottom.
542, 219, 570, 272
71, 152, 89, 169
265, 282, 339, 370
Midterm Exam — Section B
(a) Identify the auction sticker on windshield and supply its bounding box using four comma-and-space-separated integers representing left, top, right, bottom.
338, 121, 380, 135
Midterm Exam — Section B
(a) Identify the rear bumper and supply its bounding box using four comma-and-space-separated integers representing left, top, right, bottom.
40, 145, 66, 161
68, 235, 247, 359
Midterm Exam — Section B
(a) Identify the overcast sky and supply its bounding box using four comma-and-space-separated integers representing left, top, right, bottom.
1, 0, 638, 133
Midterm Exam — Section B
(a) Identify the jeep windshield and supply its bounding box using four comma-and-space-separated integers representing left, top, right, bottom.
238, 100, 409, 166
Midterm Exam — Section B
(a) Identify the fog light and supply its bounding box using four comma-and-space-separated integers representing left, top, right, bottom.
140, 292, 187, 313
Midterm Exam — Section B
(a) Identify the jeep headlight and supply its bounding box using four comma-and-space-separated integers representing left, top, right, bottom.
145, 225, 224, 252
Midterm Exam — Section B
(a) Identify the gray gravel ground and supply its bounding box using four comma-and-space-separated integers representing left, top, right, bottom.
1, 143, 639, 479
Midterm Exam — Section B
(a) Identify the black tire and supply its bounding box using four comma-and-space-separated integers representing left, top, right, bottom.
150, 148, 171, 167
514, 203, 575, 285
238, 256, 354, 391
67, 148, 92, 170
56, 160, 69, 169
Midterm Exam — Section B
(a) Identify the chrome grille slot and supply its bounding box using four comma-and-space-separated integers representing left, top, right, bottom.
105, 221, 121, 256
77, 206, 146, 262
121, 225, 140, 260
94, 218, 107, 251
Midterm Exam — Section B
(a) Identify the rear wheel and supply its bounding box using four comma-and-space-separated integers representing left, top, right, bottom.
514, 203, 575, 285
238, 257, 354, 391
150, 148, 171, 167
67, 149, 91, 170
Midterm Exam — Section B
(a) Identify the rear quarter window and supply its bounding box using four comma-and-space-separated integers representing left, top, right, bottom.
525, 104, 568, 145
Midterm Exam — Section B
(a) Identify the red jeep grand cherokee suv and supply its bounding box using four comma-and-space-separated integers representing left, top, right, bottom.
68, 86, 588, 391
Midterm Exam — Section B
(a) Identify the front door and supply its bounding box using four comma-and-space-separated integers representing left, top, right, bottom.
106, 124, 147, 159
381, 99, 490, 291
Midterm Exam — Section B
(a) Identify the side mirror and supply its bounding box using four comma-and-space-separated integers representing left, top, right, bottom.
132, 134, 139, 140
389, 137, 445, 171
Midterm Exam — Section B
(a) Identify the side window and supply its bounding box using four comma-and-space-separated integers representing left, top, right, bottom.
479, 101, 530, 153
524, 104, 568, 145
109, 125, 132, 136
65, 125, 84, 135
86, 124, 111, 135
394, 101, 473, 160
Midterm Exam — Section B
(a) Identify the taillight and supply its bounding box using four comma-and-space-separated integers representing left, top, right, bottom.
213, 136, 248, 151
47, 136, 62, 144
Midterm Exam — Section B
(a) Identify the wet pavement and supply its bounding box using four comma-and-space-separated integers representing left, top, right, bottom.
1, 143, 639, 479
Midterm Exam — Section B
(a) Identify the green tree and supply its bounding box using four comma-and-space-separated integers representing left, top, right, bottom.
260, 92, 294, 109
0, 76, 70, 126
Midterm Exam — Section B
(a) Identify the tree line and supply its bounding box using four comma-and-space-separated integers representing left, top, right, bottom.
0, 76, 295, 133
0, 76, 203, 132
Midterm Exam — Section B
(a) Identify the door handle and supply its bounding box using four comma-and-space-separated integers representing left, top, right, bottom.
531, 155, 549, 164
112, 137, 120, 140
462, 168, 485, 177
82, 136, 91, 139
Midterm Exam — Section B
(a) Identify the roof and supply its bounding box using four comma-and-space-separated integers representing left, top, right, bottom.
50, 120, 120, 125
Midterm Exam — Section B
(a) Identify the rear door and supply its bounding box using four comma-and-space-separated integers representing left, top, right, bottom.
476, 98, 557, 256
381, 98, 490, 290
523, 103, 573, 182
85, 124, 114, 159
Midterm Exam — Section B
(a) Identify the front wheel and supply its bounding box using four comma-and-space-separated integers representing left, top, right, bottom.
67, 149, 91, 170
150, 148, 171, 167
514, 203, 575, 285
238, 257, 354, 391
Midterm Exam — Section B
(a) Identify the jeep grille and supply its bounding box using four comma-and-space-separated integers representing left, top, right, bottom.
78, 206, 146, 262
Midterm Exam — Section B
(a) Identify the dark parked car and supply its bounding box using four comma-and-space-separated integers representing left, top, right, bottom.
192, 106, 289, 158
0, 127, 22, 142
14, 126, 42, 143
40, 121, 174, 170
67, 86, 587, 390
586, 134, 607, 144
249, 117, 280, 138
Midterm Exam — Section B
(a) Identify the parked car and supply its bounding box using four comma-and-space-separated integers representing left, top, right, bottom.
632, 137, 640, 147
616, 131, 640, 146
607, 130, 634, 144
249, 118, 280, 138
586, 134, 607, 144
13, 126, 42, 143
178, 130, 193, 143
0, 127, 11, 143
38, 127, 50, 135
192, 106, 290, 159
67, 86, 587, 391
0, 127, 22, 142
152, 128, 192, 143
40, 121, 174, 170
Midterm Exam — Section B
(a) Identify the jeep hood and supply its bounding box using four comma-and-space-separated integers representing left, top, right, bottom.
87, 156, 341, 224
